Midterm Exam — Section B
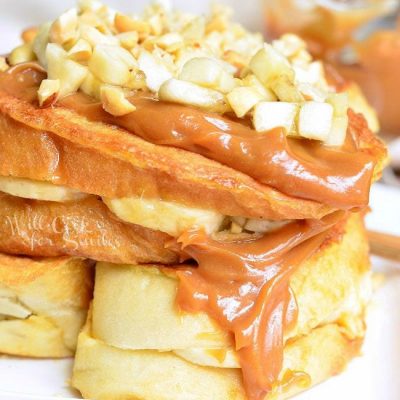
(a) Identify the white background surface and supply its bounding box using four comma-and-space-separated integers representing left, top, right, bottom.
0, 1, 399, 399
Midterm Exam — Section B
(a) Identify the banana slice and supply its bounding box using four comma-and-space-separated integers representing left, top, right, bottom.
173, 347, 240, 368
0, 297, 32, 319
0, 176, 87, 202
103, 196, 224, 237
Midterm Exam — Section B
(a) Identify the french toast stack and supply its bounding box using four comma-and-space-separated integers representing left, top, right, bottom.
0, 1, 387, 399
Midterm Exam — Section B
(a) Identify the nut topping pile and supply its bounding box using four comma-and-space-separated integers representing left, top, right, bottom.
3, 0, 349, 145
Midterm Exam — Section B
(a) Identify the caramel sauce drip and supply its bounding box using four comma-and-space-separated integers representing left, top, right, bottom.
173, 211, 344, 400
0, 64, 376, 209
59, 95, 375, 209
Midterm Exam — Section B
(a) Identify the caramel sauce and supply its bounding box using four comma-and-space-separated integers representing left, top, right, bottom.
172, 211, 344, 400
0, 64, 376, 209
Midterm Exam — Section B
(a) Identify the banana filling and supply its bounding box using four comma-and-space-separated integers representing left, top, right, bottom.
103, 196, 225, 237
0, 176, 87, 202
0, 175, 291, 237
0, 286, 32, 320
103, 196, 292, 237
92, 262, 370, 370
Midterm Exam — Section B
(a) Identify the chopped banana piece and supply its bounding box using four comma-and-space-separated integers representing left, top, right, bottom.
227, 86, 264, 118
181, 16, 206, 42
230, 221, 243, 234
272, 34, 306, 59
117, 32, 139, 49
325, 116, 348, 147
8, 43, 36, 65
241, 74, 277, 100
46, 43, 88, 98
0, 176, 87, 202
147, 13, 163, 36
222, 50, 247, 72
159, 78, 228, 113
125, 70, 147, 90
32, 22, 52, 67
50, 8, 78, 45
231, 216, 246, 227
67, 38, 92, 61
100, 85, 136, 116
298, 83, 327, 102
89, 44, 137, 86
38, 79, 60, 107
298, 102, 334, 141
17, 0, 343, 144
327, 92, 349, 117
175, 48, 212, 74
156, 33, 184, 52
0, 297, 32, 319
253, 101, 298, 134
103, 196, 224, 237
294, 61, 326, 86
249, 44, 295, 87
292, 49, 313, 67
270, 76, 304, 102
244, 219, 289, 233
80, 24, 118, 47
138, 50, 172, 92
80, 71, 103, 98
179, 57, 235, 93
115, 13, 151, 36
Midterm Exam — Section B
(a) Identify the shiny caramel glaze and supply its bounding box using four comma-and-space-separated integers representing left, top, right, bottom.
61, 95, 376, 210
0, 64, 378, 210
173, 211, 345, 399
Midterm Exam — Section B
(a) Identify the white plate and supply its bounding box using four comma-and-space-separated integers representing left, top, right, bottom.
0, 183, 399, 400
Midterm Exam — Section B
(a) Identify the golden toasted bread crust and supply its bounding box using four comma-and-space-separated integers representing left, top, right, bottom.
72, 315, 363, 400
0, 192, 179, 264
0, 90, 387, 219
0, 254, 93, 357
